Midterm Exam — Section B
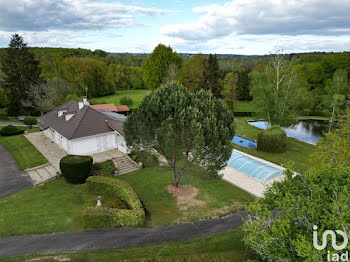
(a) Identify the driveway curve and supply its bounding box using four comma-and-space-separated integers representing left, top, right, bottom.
0, 144, 32, 198
0, 210, 248, 258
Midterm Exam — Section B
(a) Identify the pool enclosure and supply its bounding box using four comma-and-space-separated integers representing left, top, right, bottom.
226, 150, 283, 182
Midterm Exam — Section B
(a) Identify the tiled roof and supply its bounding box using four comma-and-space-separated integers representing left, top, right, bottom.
39, 101, 125, 140
115, 105, 130, 112
90, 104, 130, 112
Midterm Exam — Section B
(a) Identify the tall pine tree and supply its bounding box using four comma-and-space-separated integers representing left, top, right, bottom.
207, 54, 221, 98
0, 34, 43, 115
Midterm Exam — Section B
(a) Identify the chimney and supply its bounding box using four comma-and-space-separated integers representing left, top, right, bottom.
83, 96, 89, 106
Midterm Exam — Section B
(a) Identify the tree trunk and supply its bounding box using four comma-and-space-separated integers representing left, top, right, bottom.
171, 154, 178, 187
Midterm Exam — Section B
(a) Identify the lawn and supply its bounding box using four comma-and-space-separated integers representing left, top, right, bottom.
0, 178, 127, 237
0, 127, 47, 170
234, 117, 316, 172
234, 101, 258, 112
90, 89, 149, 108
0, 165, 254, 236
0, 229, 254, 262
118, 166, 254, 227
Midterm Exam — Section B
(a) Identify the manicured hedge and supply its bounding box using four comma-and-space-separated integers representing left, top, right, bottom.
257, 125, 287, 153
59, 155, 93, 184
0, 125, 24, 136
82, 176, 145, 229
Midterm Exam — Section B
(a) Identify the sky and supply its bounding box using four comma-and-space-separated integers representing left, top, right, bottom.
0, 0, 350, 55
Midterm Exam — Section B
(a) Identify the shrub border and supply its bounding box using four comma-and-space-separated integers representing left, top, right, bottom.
82, 176, 145, 229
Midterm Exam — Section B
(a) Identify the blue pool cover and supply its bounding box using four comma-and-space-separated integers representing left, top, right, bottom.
232, 135, 257, 149
227, 151, 283, 182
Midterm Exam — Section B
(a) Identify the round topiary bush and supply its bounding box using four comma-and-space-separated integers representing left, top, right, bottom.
0, 125, 24, 136
23, 116, 37, 129
60, 155, 93, 184
257, 125, 287, 153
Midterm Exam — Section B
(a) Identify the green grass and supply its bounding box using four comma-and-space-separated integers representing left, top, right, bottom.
118, 166, 254, 227
0, 178, 127, 237
0, 166, 254, 236
0, 229, 254, 262
0, 127, 47, 170
234, 117, 316, 172
234, 101, 258, 112
90, 89, 149, 108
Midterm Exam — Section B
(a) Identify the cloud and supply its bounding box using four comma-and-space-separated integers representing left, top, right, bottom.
0, 0, 172, 32
161, 0, 350, 40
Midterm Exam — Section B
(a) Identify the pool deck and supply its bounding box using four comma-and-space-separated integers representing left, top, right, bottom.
219, 149, 285, 198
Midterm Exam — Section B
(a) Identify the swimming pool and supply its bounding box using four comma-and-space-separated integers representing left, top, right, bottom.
226, 150, 284, 182
232, 135, 257, 149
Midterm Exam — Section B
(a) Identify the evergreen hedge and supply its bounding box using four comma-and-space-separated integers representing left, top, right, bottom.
0, 125, 24, 136
82, 176, 145, 228
257, 125, 287, 153
59, 155, 93, 184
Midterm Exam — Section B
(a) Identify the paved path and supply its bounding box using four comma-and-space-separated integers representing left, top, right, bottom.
0, 211, 248, 258
0, 144, 32, 198
0, 122, 38, 127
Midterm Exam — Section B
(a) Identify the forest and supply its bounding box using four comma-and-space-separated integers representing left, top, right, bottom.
0, 34, 349, 121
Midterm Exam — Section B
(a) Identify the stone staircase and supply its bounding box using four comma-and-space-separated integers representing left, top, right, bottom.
113, 155, 141, 175
25, 164, 59, 186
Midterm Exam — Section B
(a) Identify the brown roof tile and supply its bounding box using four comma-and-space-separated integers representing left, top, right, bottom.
39, 101, 125, 140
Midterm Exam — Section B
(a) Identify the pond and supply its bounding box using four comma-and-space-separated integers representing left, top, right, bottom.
248, 119, 329, 145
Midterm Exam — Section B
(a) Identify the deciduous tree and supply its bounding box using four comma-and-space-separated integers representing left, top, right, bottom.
143, 44, 182, 91
250, 51, 306, 127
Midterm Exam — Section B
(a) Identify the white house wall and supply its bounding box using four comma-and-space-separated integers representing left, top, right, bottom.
43, 128, 129, 155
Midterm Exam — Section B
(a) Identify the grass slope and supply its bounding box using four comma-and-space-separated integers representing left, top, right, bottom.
0, 166, 254, 236
0, 127, 47, 170
0, 229, 254, 262
90, 89, 149, 108
234, 117, 315, 172
0, 178, 126, 237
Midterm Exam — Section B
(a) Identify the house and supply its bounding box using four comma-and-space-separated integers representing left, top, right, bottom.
38, 98, 129, 155
90, 104, 130, 116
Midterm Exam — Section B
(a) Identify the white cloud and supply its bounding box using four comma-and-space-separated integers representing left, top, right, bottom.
0, 0, 172, 32
161, 0, 350, 40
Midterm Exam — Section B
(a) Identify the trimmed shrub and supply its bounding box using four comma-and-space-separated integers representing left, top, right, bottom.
82, 176, 145, 228
130, 150, 159, 168
23, 116, 37, 129
257, 125, 287, 153
59, 155, 93, 184
0, 125, 24, 136
120, 96, 134, 107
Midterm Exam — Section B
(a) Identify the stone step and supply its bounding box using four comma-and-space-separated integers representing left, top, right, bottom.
26, 164, 59, 186
27, 170, 43, 185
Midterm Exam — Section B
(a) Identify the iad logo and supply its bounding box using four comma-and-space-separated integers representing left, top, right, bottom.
313, 225, 349, 261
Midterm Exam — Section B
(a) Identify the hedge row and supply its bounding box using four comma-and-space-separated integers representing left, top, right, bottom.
257, 125, 287, 153
82, 176, 145, 229
0, 125, 24, 136
234, 111, 254, 117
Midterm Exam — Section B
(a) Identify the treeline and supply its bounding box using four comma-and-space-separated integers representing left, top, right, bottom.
0, 34, 349, 118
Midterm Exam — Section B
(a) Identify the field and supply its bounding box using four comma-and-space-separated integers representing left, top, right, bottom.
90, 89, 150, 108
